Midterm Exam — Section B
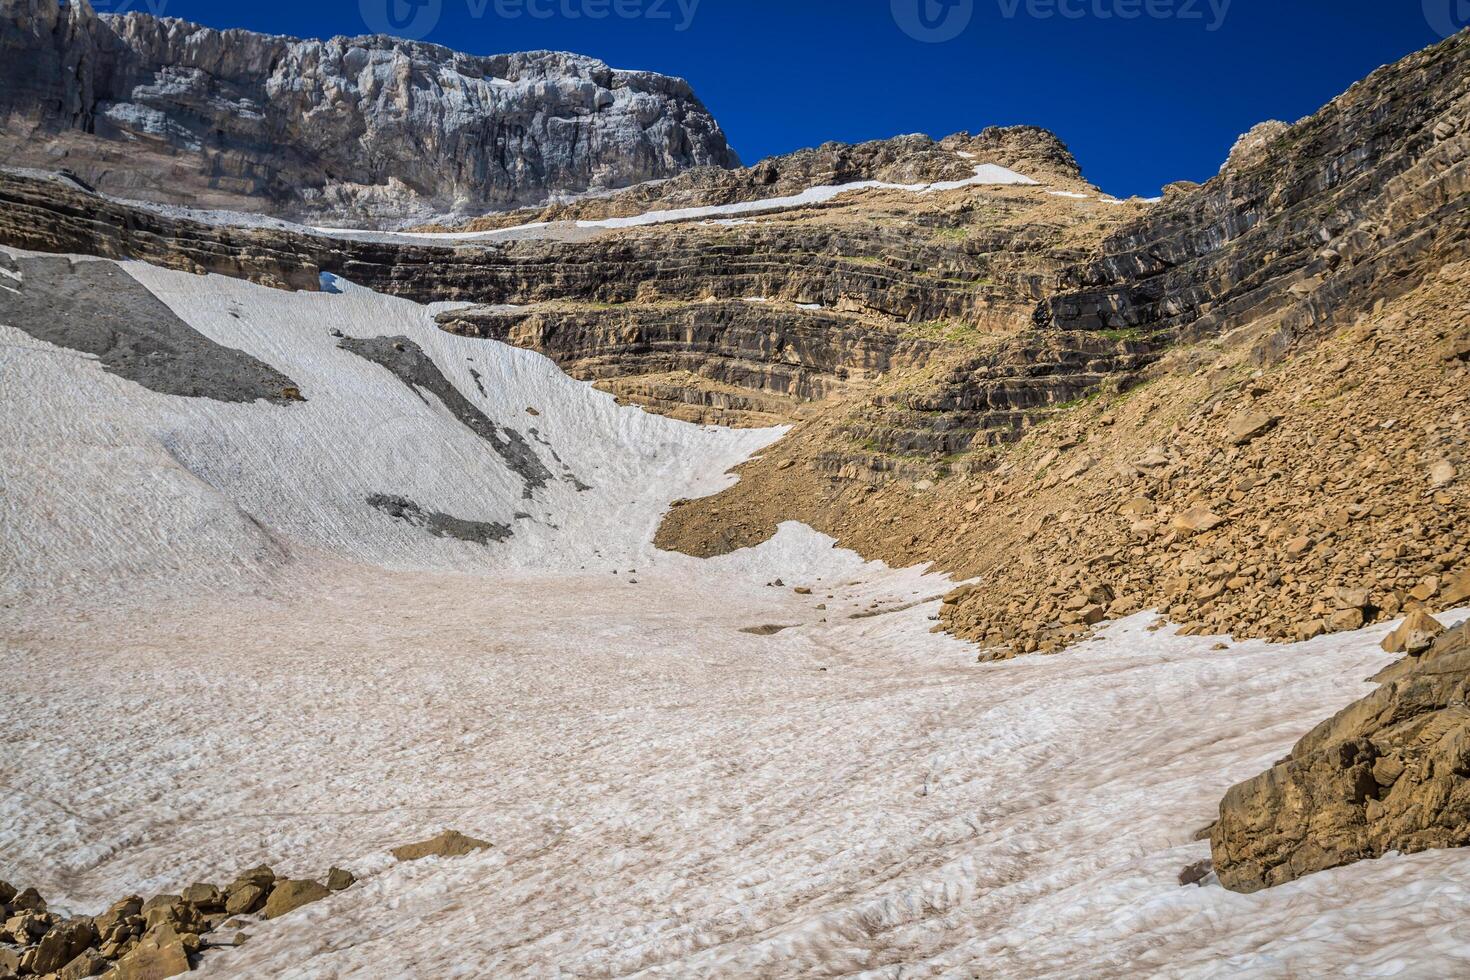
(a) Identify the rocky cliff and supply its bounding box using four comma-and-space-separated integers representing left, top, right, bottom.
0, 0, 738, 225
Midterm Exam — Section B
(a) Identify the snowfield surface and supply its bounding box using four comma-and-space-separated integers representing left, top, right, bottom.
4, 251, 1470, 978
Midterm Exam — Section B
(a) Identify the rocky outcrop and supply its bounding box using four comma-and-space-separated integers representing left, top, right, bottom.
436, 300, 945, 404
429, 125, 1089, 232
1211, 621, 1470, 893
0, 0, 737, 225
1040, 31, 1470, 357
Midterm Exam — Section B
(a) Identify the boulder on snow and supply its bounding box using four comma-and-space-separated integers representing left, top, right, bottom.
1212, 621, 1470, 892
391, 830, 494, 862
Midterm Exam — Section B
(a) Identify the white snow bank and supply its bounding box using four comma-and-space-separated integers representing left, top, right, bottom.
5, 250, 1469, 978
573, 163, 1038, 231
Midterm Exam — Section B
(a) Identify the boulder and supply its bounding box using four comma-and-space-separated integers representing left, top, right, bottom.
11, 888, 45, 913
29, 918, 98, 975
1172, 508, 1226, 536
1212, 622, 1470, 892
1381, 609, 1447, 655
59, 948, 108, 978
1442, 570, 1470, 607
391, 830, 494, 862
104, 924, 194, 980
1226, 411, 1279, 445
262, 881, 330, 920
178, 885, 222, 913
222, 886, 265, 917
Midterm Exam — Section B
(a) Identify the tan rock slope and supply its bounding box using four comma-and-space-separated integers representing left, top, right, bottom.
658, 30, 1470, 658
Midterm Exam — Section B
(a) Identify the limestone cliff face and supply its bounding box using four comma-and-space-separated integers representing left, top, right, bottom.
1041, 30, 1470, 359
0, 0, 738, 225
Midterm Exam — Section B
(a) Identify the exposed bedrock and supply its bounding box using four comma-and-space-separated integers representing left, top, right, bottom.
1212, 620, 1470, 894
0, 0, 737, 224
0, 252, 302, 403
429, 124, 1089, 231
1041, 30, 1470, 354
837, 330, 1164, 459
337, 335, 554, 497
0, 169, 1064, 325
435, 300, 945, 403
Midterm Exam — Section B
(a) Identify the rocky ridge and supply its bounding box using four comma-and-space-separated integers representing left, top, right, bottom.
657, 29, 1470, 658
421, 125, 1092, 232
0, 0, 737, 225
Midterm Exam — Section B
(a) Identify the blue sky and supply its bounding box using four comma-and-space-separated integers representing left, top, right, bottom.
99, 0, 1462, 197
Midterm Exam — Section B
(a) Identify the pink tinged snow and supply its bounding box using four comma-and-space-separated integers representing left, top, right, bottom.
1, 251, 1468, 977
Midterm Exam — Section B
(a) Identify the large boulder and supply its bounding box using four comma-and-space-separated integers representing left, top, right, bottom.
1211, 621, 1470, 892
261, 881, 330, 920
391, 830, 493, 862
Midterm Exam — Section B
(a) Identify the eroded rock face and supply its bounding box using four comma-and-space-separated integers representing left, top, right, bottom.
436, 300, 945, 403
1042, 31, 1470, 359
1211, 622, 1470, 893
0, 0, 737, 225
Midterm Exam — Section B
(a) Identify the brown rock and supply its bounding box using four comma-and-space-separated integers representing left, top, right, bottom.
1226, 411, 1279, 445
324, 868, 356, 892
0, 946, 20, 976
222, 885, 265, 917
178, 885, 222, 913
1327, 607, 1365, 633
1212, 622, 1470, 893
1441, 570, 1470, 607
58, 949, 108, 978
1381, 609, 1447, 655
29, 918, 98, 975
104, 924, 193, 980
1285, 536, 1313, 558
11, 888, 45, 913
1409, 576, 1441, 603
1173, 507, 1226, 536
93, 898, 143, 939
262, 880, 330, 920
390, 830, 494, 862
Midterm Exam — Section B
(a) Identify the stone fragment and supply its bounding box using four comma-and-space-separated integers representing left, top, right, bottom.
1226, 412, 1279, 445
1327, 607, 1365, 633
11, 888, 45, 913
1172, 507, 1226, 536
1442, 570, 1470, 607
179, 884, 222, 912
324, 868, 356, 892
222, 885, 266, 917
391, 830, 494, 862
58, 949, 108, 978
262, 881, 331, 920
1381, 609, 1446, 655
104, 924, 193, 980
29, 919, 98, 975
1429, 460, 1456, 487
